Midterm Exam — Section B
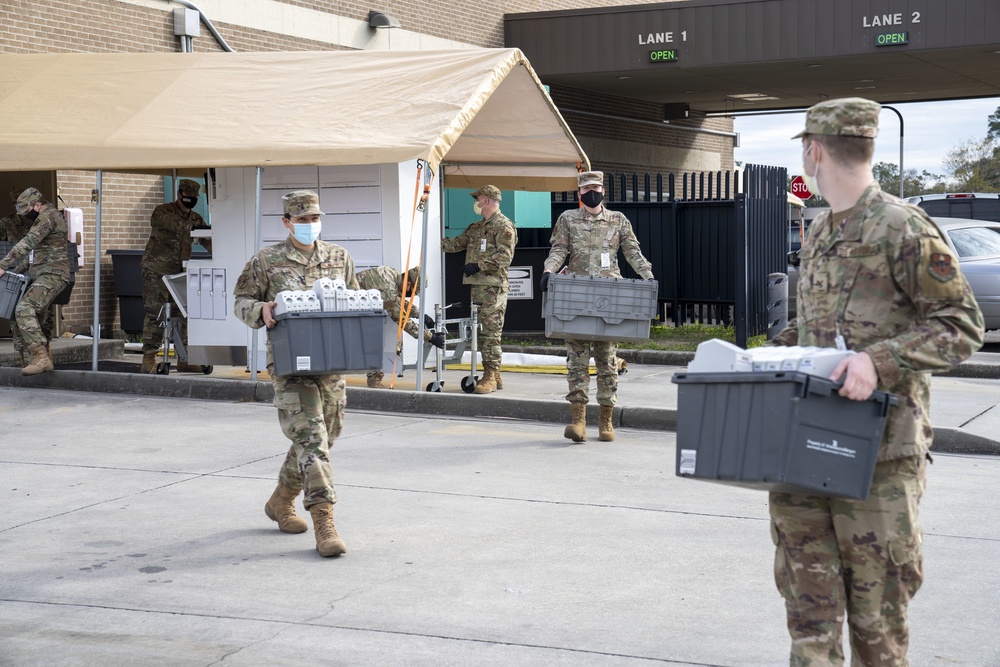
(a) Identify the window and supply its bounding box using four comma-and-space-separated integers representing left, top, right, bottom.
946, 226, 1000, 259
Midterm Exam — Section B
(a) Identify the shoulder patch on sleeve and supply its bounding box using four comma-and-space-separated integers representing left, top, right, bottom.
927, 252, 956, 282
236, 273, 250, 289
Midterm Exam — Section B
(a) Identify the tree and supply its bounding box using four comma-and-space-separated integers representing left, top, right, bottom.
944, 138, 1000, 192
987, 106, 1000, 142
872, 162, 948, 197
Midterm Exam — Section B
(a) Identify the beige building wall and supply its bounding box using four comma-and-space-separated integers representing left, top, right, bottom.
0, 0, 733, 334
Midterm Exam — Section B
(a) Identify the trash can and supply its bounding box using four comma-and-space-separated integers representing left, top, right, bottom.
107, 249, 145, 334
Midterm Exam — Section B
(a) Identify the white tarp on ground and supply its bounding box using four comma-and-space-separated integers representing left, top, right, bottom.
0, 48, 588, 190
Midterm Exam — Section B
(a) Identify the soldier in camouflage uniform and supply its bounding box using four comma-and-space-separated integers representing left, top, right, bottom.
356, 265, 445, 388
0, 188, 70, 375
440, 184, 517, 394
2, 189, 60, 364
140, 178, 211, 373
0, 189, 39, 365
542, 171, 654, 443
769, 98, 984, 666
233, 190, 358, 559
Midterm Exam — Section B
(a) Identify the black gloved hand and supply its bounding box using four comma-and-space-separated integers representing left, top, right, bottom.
424, 314, 435, 330
463, 263, 481, 277
430, 332, 446, 349
540, 272, 551, 292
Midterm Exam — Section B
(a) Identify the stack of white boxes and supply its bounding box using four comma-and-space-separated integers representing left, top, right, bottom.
274, 279, 384, 317
687, 338, 855, 378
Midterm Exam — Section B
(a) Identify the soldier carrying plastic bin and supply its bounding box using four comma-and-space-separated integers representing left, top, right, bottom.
767, 97, 985, 666
0, 188, 57, 366
356, 265, 445, 388
541, 171, 655, 443
0, 188, 70, 376
233, 190, 361, 559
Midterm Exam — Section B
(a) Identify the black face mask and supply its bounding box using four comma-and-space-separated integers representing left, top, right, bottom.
580, 189, 604, 208
180, 196, 199, 209
24, 209, 40, 221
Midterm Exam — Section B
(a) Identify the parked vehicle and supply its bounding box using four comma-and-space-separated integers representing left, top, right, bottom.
905, 193, 1000, 223
786, 216, 1000, 331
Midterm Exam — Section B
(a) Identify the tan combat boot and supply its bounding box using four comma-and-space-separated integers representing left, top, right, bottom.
22, 344, 54, 376
309, 502, 347, 557
367, 371, 386, 388
140, 352, 158, 374
563, 403, 587, 443
264, 484, 308, 534
474, 369, 497, 394
494, 370, 504, 390
175, 360, 203, 373
598, 405, 615, 442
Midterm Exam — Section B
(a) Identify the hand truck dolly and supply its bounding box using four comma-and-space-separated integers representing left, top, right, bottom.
153, 301, 213, 376
422, 301, 479, 393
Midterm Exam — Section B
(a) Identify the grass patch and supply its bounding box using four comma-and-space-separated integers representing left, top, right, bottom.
506, 324, 767, 352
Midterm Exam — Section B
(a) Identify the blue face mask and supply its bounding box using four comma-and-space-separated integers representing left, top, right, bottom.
292, 222, 321, 245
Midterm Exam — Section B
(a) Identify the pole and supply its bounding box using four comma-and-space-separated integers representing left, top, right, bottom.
414, 164, 433, 390
882, 105, 905, 199
91, 170, 103, 371
250, 167, 262, 382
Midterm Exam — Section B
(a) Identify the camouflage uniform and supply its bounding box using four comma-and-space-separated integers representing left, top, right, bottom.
0, 191, 69, 352
441, 185, 517, 375
0, 205, 50, 361
140, 180, 210, 355
770, 99, 984, 666
357, 265, 430, 386
233, 228, 359, 510
543, 181, 654, 408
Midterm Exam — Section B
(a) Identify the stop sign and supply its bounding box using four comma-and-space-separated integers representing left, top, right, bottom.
790, 175, 813, 199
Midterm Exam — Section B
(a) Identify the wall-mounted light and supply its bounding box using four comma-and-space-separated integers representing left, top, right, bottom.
368, 11, 401, 29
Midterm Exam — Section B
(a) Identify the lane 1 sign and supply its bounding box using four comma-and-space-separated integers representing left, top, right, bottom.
790, 175, 813, 199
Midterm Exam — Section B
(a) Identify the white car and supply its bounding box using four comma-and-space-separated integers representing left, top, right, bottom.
786, 216, 1000, 331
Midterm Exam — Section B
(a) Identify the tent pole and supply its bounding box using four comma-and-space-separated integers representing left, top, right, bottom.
250, 167, 262, 382
414, 164, 433, 390
91, 170, 103, 371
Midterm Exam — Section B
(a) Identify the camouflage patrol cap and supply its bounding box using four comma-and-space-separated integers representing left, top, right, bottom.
177, 179, 201, 195
470, 185, 502, 202
792, 97, 880, 139
577, 171, 604, 188
282, 190, 324, 218
15, 187, 43, 215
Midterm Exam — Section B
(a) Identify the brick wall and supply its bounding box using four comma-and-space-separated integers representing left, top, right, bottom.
1, 0, 725, 335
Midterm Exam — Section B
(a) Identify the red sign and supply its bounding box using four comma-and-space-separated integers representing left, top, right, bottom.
790, 175, 813, 199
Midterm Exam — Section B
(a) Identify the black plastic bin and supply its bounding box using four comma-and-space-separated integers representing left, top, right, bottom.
107, 249, 144, 297
107, 249, 145, 334
671, 371, 897, 500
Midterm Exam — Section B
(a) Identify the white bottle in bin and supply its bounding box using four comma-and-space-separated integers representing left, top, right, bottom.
312, 278, 339, 312
367, 289, 383, 311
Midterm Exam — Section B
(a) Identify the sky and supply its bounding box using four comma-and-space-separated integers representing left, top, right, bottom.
733, 97, 1000, 184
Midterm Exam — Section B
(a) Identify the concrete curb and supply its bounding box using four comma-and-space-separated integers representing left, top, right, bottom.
0, 338, 124, 368
1, 367, 997, 456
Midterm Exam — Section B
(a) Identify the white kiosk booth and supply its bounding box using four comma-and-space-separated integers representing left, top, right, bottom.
0, 48, 589, 387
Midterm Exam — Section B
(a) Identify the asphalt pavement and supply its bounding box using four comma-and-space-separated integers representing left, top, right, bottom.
0, 387, 998, 666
